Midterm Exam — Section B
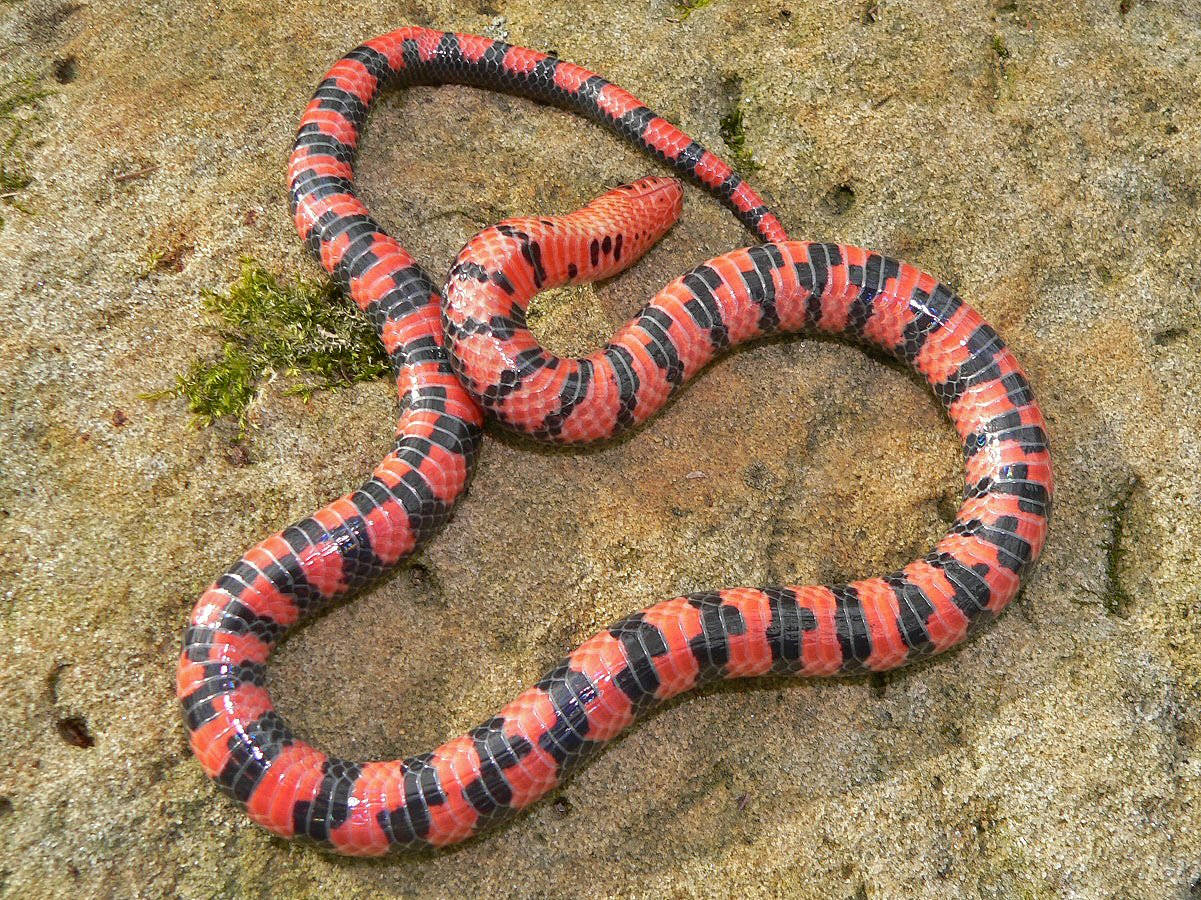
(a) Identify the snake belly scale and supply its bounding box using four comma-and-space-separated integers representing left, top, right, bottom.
176, 26, 1053, 856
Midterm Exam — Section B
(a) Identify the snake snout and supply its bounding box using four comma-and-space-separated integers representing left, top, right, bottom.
614, 175, 684, 220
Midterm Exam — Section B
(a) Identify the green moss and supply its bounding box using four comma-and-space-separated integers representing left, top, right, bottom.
150, 259, 389, 434
0, 77, 51, 226
990, 34, 1015, 99
672, 0, 714, 20
137, 247, 169, 278
719, 105, 761, 175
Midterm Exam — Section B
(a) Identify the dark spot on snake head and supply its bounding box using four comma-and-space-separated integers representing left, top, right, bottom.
0, 796, 12, 818
56, 716, 94, 748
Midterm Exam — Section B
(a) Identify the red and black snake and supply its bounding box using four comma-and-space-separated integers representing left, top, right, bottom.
176, 27, 1053, 856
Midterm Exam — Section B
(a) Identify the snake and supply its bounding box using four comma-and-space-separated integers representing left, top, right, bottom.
176, 26, 1053, 856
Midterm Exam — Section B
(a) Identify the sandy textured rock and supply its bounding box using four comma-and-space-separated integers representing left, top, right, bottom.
1, 0, 1198, 896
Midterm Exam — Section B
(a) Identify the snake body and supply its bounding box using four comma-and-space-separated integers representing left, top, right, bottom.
176, 27, 1053, 856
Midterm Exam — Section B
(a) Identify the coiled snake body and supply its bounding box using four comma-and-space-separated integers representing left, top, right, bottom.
177, 27, 1053, 856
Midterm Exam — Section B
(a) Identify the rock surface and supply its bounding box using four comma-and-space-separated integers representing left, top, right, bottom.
1, 0, 1198, 896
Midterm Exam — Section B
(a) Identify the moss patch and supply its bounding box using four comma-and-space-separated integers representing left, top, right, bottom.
672, 0, 714, 21
0, 77, 51, 226
719, 105, 760, 175
991, 33, 1014, 95
151, 260, 389, 433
